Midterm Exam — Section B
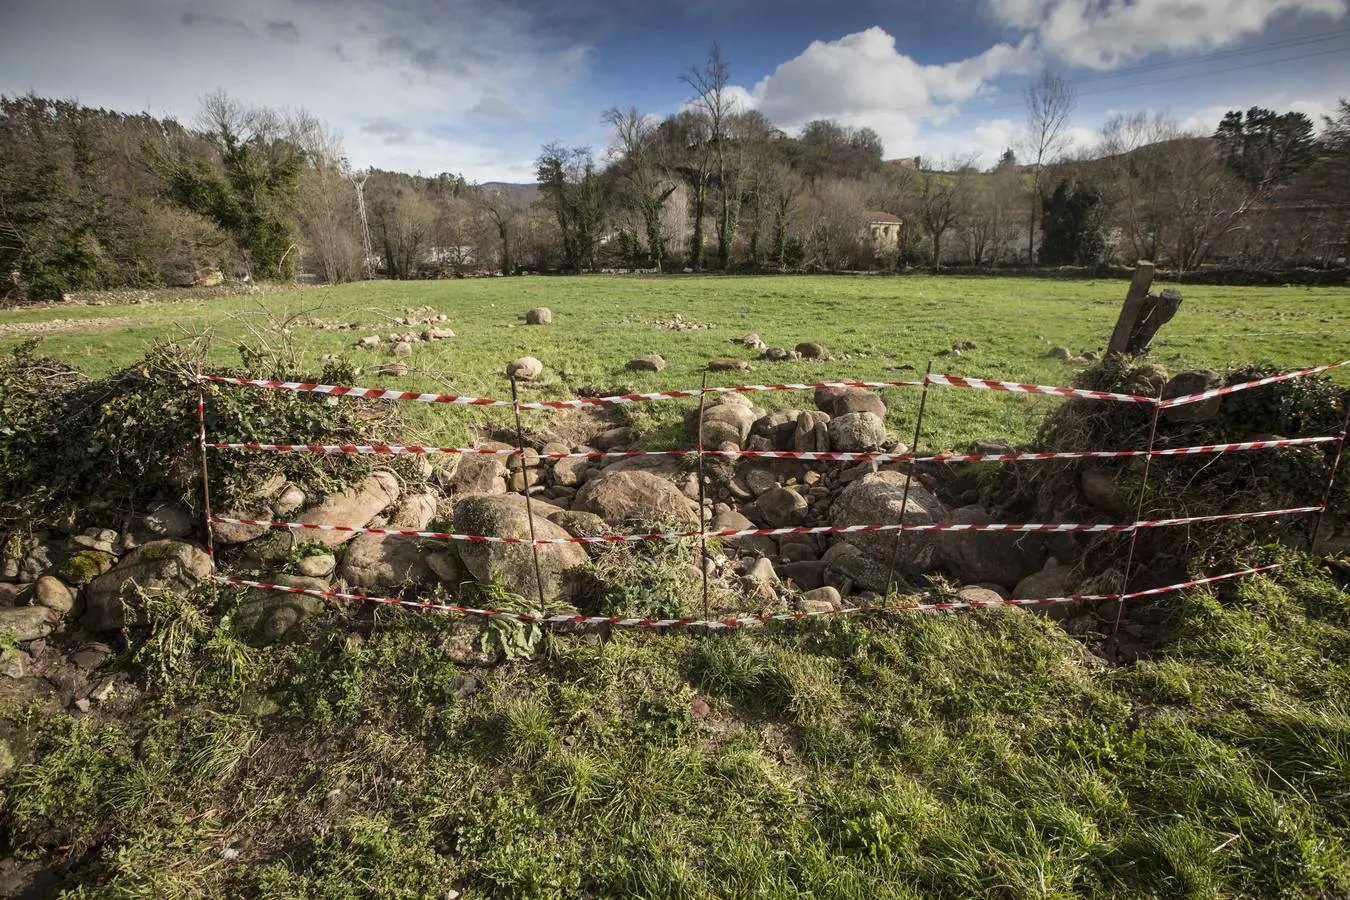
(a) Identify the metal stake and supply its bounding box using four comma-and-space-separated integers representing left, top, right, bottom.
1309, 400, 1350, 554
194, 364, 217, 566
1112, 389, 1164, 634
510, 377, 548, 613
885, 360, 933, 597
696, 372, 711, 627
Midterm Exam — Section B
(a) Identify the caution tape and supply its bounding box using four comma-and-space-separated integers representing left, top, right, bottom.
208, 506, 1319, 546
201, 360, 1347, 412
205, 434, 1341, 462
1157, 360, 1350, 408
923, 374, 1153, 404
212, 564, 1282, 630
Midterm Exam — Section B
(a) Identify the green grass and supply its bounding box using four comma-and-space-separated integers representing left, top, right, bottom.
4, 562, 1350, 896
4, 274, 1347, 452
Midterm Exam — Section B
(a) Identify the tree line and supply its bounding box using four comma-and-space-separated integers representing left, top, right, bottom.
2, 54, 1348, 301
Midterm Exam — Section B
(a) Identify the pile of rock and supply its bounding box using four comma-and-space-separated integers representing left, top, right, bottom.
353, 321, 456, 351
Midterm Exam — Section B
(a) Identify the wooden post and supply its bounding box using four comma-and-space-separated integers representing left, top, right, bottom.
1107, 262, 1156, 357
696, 373, 711, 626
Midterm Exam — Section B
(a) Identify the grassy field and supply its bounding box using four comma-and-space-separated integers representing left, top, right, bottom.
4, 274, 1350, 897
3, 273, 1348, 452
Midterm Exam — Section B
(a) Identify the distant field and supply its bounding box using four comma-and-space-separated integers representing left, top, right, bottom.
3, 274, 1347, 450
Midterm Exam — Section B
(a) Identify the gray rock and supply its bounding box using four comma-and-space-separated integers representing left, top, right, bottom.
236, 575, 330, 645
780, 560, 827, 590
525, 307, 552, 325
340, 534, 432, 591
70, 643, 112, 670
825, 547, 893, 593
827, 412, 887, 452
742, 557, 779, 587
748, 487, 809, 527
821, 388, 886, 418
274, 485, 307, 517
799, 586, 842, 613
453, 495, 588, 603
426, 548, 467, 585
693, 401, 757, 447
454, 444, 510, 495
796, 342, 829, 360
592, 427, 635, 450
793, 411, 831, 453
33, 576, 76, 615
574, 470, 697, 525
956, 586, 1007, 606
1048, 346, 1072, 361
626, 354, 667, 372
296, 471, 401, 548
391, 341, 413, 358
19, 543, 63, 583
135, 503, 194, 541
1080, 469, 1129, 517
84, 541, 213, 631
212, 511, 270, 545
761, 347, 791, 361
830, 472, 946, 574
0, 606, 59, 642
780, 541, 818, 562
506, 356, 543, 380
552, 455, 591, 487
743, 467, 778, 497
937, 505, 1046, 587
1160, 370, 1222, 424
741, 333, 766, 349
1012, 559, 1076, 602
707, 358, 749, 372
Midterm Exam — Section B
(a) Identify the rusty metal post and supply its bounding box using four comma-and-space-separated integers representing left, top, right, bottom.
1112, 388, 1164, 634
696, 372, 711, 626
1309, 401, 1350, 554
885, 360, 933, 597
194, 365, 217, 566
510, 376, 548, 613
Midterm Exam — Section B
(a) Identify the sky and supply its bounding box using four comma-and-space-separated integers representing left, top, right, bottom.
2, 0, 1349, 182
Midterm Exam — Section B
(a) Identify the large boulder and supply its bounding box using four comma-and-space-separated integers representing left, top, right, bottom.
525, 307, 552, 325
747, 487, 809, 527
827, 412, 887, 452
84, 541, 213, 631
235, 574, 331, 645
296, 471, 401, 548
0, 606, 59, 642
573, 470, 697, 526
817, 387, 886, 418
339, 536, 432, 591
453, 443, 510, 495
752, 409, 805, 450
793, 412, 830, 452
338, 493, 439, 591
1080, 469, 1130, 518
690, 401, 757, 447
1013, 559, 1077, 604
506, 356, 544, 380
829, 472, 946, 574
626, 354, 666, 372
453, 495, 588, 604
1160, 370, 1221, 424
936, 505, 1046, 589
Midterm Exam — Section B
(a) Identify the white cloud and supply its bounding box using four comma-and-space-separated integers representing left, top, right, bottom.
985, 0, 1348, 70
0, 0, 594, 181
723, 27, 1033, 158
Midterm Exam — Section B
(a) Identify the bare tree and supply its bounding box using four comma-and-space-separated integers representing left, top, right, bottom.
603, 106, 677, 270
474, 185, 527, 275
915, 156, 977, 272
1022, 71, 1077, 263
1096, 113, 1250, 271
681, 44, 738, 270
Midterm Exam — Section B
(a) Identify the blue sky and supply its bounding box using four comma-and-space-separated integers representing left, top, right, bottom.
2, 0, 1349, 180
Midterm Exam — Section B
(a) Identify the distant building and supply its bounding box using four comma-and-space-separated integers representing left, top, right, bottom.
863, 210, 902, 257
885, 156, 921, 170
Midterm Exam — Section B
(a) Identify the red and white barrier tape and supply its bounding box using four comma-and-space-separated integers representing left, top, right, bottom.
923, 374, 1152, 404
201, 360, 1347, 412
212, 564, 1282, 629
1157, 360, 1350, 408
206, 434, 1341, 462
208, 505, 1319, 546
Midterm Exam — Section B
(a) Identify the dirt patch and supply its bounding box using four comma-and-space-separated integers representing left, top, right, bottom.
0, 317, 131, 336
